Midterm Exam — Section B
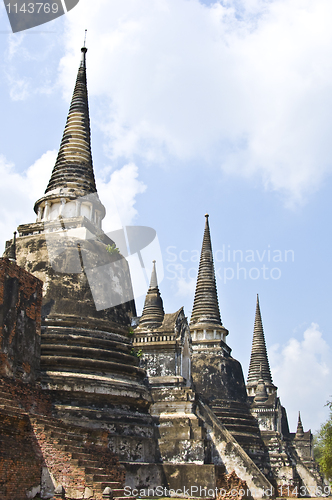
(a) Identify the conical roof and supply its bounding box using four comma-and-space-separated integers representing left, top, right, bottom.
139, 261, 165, 329
295, 411, 304, 437
247, 295, 273, 386
46, 47, 96, 195
190, 214, 222, 327
34, 47, 105, 218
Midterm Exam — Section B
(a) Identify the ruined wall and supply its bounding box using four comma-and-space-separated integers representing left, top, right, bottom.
140, 347, 180, 377
191, 351, 248, 403
0, 258, 42, 383
0, 377, 125, 500
14, 232, 136, 328
292, 433, 313, 459
0, 411, 42, 500
0, 377, 52, 500
217, 470, 252, 500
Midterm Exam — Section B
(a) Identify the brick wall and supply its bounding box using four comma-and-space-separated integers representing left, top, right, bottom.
217, 471, 253, 500
0, 377, 125, 500
0, 411, 43, 500
0, 258, 43, 383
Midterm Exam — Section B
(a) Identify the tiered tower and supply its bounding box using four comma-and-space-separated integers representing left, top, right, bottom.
247, 295, 277, 398
34, 47, 105, 227
190, 215, 267, 469
138, 261, 165, 330
5, 46, 156, 464
246, 297, 324, 493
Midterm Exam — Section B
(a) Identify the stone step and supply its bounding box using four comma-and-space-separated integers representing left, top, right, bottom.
222, 423, 262, 433
103, 489, 124, 495
213, 412, 258, 421
0, 400, 24, 412
41, 332, 131, 352
94, 482, 123, 489
41, 343, 138, 366
50, 430, 86, 441
214, 413, 259, 423
53, 446, 99, 463
30, 415, 125, 492
0, 393, 17, 401
71, 452, 101, 462
40, 355, 142, 377
84, 467, 107, 475
78, 459, 101, 468
52, 437, 88, 448
0, 405, 26, 416
86, 474, 113, 482
53, 404, 151, 424
30, 416, 80, 432
61, 444, 91, 453
114, 497, 136, 500
92, 484, 125, 493
43, 422, 89, 436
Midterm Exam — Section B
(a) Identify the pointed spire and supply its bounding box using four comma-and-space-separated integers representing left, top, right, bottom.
139, 261, 165, 329
7, 231, 17, 262
296, 411, 304, 437
34, 45, 105, 222
247, 295, 274, 387
45, 45, 96, 195
190, 214, 222, 327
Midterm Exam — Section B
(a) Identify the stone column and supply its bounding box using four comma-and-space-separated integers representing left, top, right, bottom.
44, 201, 50, 221
36, 206, 42, 222
59, 198, 66, 217
76, 199, 81, 217
90, 203, 95, 223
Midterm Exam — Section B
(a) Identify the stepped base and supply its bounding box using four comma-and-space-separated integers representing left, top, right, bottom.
211, 400, 269, 471
122, 462, 226, 496
149, 380, 208, 464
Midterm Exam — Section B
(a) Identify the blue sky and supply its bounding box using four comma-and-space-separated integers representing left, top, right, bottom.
0, 0, 331, 433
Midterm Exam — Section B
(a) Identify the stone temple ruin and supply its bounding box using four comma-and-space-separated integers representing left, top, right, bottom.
0, 46, 325, 500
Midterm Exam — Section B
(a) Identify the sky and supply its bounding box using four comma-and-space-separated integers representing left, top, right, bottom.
0, 0, 331, 433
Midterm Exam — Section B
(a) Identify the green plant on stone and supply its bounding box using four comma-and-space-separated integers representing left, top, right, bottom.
314, 399, 332, 484
106, 243, 120, 254
130, 348, 143, 358
128, 327, 135, 338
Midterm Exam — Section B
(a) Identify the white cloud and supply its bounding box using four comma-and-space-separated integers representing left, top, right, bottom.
97, 162, 147, 232
57, 0, 332, 206
0, 153, 146, 253
0, 151, 56, 252
175, 277, 197, 298
270, 323, 331, 433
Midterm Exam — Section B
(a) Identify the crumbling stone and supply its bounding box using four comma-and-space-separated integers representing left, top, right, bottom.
217, 471, 252, 500
53, 485, 66, 499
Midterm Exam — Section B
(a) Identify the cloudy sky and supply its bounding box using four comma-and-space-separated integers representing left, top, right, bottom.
0, 0, 331, 433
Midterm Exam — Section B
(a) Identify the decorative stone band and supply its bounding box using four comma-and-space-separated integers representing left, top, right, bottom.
34, 191, 105, 228
134, 334, 176, 343
191, 326, 228, 343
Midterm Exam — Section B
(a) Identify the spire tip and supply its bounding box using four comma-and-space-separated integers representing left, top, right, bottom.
81, 30, 88, 54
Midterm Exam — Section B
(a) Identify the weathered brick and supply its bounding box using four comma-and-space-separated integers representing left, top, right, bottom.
0, 257, 42, 383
